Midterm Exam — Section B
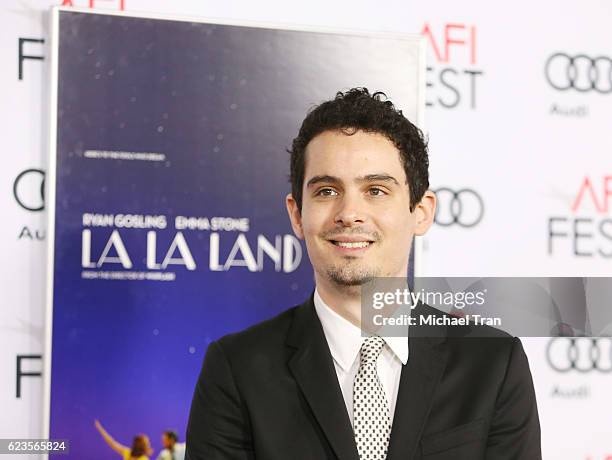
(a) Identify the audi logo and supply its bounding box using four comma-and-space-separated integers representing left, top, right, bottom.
433, 187, 484, 228
545, 53, 612, 94
13, 168, 45, 212
546, 337, 612, 373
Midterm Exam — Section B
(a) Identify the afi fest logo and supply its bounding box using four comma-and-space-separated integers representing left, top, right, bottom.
548, 175, 612, 257
421, 23, 483, 110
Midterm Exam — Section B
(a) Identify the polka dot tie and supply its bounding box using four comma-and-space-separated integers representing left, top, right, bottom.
353, 336, 391, 460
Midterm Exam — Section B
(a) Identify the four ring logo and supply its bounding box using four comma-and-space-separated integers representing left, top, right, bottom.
13, 168, 45, 212
433, 187, 484, 228
546, 337, 612, 373
545, 53, 612, 93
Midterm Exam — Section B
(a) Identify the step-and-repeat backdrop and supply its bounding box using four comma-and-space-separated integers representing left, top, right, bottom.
1, 1, 610, 459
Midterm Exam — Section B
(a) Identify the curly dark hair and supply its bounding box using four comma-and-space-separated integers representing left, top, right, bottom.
289, 87, 429, 212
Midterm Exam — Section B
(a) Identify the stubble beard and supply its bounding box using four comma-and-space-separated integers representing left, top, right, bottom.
326, 258, 381, 287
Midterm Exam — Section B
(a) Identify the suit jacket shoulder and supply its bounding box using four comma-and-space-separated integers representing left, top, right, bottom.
214, 302, 299, 364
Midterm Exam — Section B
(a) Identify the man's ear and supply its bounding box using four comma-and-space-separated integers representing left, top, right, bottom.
285, 193, 304, 239
413, 190, 436, 236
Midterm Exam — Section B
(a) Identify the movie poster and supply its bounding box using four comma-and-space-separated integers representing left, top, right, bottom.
46, 8, 423, 458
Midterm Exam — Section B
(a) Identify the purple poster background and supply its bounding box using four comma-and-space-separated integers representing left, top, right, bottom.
49, 9, 421, 459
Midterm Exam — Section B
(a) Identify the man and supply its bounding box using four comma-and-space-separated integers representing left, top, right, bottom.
186, 88, 541, 459
156, 430, 186, 460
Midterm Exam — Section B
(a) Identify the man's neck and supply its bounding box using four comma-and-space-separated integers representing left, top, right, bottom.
314, 268, 409, 329
314, 276, 363, 328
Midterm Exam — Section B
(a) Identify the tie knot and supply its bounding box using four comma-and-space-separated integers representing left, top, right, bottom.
360, 335, 386, 365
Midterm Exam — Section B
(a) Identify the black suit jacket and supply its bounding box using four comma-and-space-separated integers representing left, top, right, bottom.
186, 293, 541, 459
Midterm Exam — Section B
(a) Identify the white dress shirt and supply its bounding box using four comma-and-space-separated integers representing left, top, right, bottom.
313, 288, 409, 428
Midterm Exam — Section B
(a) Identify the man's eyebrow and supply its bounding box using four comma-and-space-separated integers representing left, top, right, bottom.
358, 174, 401, 186
305, 173, 401, 188
306, 175, 341, 188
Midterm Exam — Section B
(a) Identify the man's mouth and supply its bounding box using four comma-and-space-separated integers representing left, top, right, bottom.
328, 240, 374, 249
325, 232, 377, 252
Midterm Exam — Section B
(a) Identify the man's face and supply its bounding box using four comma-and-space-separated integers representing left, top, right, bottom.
286, 129, 434, 288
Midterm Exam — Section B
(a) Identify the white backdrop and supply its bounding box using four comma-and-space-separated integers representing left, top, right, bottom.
1, 1, 610, 459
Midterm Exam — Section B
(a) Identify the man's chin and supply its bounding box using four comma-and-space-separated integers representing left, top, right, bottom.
327, 269, 378, 287
332, 278, 370, 287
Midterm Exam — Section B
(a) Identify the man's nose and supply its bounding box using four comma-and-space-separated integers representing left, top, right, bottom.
334, 191, 366, 226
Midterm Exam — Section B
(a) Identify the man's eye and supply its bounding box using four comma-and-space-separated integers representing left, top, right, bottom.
368, 187, 387, 196
316, 188, 338, 196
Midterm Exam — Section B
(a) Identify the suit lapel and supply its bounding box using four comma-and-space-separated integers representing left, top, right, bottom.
287, 294, 360, 460
386, 304, 448, 460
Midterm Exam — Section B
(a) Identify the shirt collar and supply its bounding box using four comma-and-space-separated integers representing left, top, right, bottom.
313, 287, 409, 371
